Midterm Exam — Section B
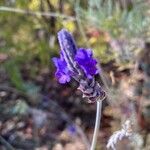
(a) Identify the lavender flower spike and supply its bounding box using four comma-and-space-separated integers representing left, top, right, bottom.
53, 29, 105, 103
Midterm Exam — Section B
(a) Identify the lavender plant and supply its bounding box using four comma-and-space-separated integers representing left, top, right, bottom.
52, 29, 105, 103
107, 120, 133, 150
52, 29, 106, 149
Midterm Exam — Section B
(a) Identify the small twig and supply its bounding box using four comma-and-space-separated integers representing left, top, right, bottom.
76, 16, 90, 47
0, 135, 15, 150
0, 6, 76, 21
75, 4, 90, 47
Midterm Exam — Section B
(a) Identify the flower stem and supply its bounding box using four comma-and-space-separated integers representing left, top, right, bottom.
90, 100, 102, 150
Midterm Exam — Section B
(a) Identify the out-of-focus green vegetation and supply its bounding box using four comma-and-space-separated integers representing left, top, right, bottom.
0, 0, 149, 92
0, 0, 74, 92
76, 0, 150, 38
75, 0, 150, 64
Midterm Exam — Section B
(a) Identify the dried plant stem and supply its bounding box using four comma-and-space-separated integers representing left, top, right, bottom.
0, 6, 76, 21
90, 100, 102, 150
0, 135, 15, 150
106, 120, 133, 150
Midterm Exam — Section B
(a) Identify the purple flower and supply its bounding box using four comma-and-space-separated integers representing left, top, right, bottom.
52, 29, 105, 103
52, 51, 71, 84
75, 48, 99, 79
53, 48, 99, 83
53, 29, 98, 83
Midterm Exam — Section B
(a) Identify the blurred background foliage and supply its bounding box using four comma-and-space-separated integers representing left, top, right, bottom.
0, 0, 150, 149
0, 0, 150, 84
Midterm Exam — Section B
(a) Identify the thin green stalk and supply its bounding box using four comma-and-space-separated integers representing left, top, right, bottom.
90, 100, 102, 150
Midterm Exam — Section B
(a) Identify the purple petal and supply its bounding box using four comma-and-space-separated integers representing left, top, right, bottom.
75, 48, 99, 78
52, 57, 67, 71
55, 71, 71, 84
52, 56, 71, 84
